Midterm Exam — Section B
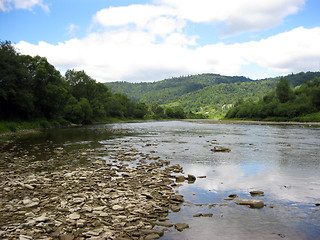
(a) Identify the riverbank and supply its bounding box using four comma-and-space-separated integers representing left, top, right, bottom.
186, 119, 320, 126
0, 135, 189, 239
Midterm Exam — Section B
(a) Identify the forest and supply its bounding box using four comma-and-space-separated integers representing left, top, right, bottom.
225, 77, 320, 121
106, 72, 320, 118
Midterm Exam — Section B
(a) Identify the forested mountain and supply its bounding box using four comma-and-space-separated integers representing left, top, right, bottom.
106, 72, 320, 117
225, 77, 320, 121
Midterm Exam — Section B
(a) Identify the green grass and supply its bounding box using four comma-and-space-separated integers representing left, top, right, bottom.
292, 112, 320, 122
0, 118, 70, 134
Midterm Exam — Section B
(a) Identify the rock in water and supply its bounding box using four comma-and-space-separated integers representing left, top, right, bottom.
187, 174, 196, 183
250, 191, 264, 196
236, 199, 264, 209
211, 147, 231, 152
175, 223, 189, 231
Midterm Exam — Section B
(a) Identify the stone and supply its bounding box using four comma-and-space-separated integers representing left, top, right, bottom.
175, 175, 185, 182
170, 195, 184, 203
228, 194, 238, 198
68, 212, 81, 220
112, 205, 124, 211
24, 184, 34, 190
175, 223, 189, 231
193, 213, 202, 217
155, 222, 174, 227
236, 199, 264, 209
35, 214, 50, 222
202, 213, 213, 217
19, 235, 32, 240
211, 147, 231, 152
170, 205, 181, 212
187, 174, 196, 183
250, 191, 264, 196
145, 234, 161, 240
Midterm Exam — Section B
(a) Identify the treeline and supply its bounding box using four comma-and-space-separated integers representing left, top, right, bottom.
0, 41, 148, 125
225, 77, 320, 121
0, 41, 203, 129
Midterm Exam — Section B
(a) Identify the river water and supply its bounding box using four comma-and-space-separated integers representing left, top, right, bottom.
7, 120, 320, 239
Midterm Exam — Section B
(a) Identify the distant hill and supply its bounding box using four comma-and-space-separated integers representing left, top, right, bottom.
106, 72, 320, 118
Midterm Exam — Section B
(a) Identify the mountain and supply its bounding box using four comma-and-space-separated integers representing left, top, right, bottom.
106, 72, 320, 118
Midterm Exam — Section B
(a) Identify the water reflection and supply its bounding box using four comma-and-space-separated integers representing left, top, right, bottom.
103, 120, 320, 239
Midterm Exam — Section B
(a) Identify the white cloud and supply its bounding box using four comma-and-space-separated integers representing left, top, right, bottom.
0, 0, 49, 12
244, 27, 320, 75
158, 0, 305, 36
15, 26, 320, 82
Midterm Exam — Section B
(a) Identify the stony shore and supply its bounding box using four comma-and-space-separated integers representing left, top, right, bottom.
0, 139, 188, 239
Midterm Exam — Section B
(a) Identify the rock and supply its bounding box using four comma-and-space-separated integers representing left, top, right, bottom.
24, 184, 34, 190
145, 233, 161, 240
170, 195, 184, 203
202, 213, 213, 217
228, 194, 238, 198
236, 199, 265, 209
170, 205, 181, 212
198, 176, 206, 178
19, 235, 32, 240
175, 175, 185, 182
68, 212, 81, 220
193, 213, 202, 217
315, 203, 320, 206
155, 221, 174, 227
187, 174, 196, 183
250, 191, 264, 196
175, 223, 189, 231
72, 197, 85, 204
112, 205, 125, 211
35, 214, 50, 222
211, 147, 231, 152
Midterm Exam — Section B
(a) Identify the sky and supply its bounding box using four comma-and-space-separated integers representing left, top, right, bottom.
1, 0, 320, 82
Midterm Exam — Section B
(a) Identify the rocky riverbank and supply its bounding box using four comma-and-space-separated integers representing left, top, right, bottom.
0, 139, 188, 239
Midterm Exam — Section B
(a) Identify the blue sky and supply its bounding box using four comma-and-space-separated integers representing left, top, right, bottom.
1, 0, 320, 82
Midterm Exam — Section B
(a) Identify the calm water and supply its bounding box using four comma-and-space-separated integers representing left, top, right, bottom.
6, 120, 320, 239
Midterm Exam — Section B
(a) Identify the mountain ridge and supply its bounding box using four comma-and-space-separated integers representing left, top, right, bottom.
106, 71, 320, 117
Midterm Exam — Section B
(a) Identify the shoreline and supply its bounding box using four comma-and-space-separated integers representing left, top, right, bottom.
0, 134, 188, 239
185, 119, 320, 126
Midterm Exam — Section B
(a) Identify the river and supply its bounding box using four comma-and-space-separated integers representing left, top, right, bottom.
5, 120, 320, 239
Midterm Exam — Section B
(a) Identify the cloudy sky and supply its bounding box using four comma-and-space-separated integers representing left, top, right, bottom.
1, 0, 320, 82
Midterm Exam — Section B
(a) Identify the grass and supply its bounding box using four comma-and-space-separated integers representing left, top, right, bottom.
0, 118, 70, 134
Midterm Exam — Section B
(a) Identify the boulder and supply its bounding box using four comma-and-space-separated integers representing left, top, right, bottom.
236, 199, 264, 209
250, 191, 264, 196
187, 174, 196, 183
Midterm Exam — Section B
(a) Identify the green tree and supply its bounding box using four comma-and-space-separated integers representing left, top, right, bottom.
276, 77, 294, 103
